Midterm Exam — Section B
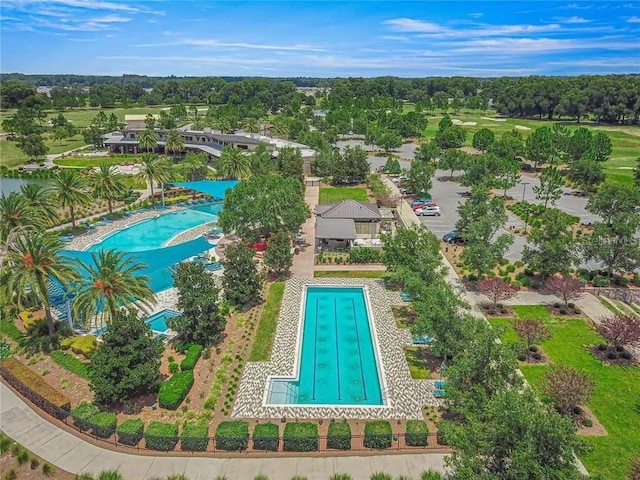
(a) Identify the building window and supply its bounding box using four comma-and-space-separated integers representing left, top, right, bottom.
129, 133, 136, 139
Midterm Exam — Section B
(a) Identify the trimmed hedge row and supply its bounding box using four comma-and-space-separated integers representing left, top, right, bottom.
158, 370, 194, 410
0, 357, 71, 417
252, 423, 279, 451
71, 402, 100, 431
117, 419, 144, 446
405, 420, 429, 447
283, 422, 318, 452
180, 344, 203, 371
364, 421, 392, 449
181, 420, 209, 451
327, 421, 351, 450
92, 411, 117, 438
145, 421, 179, 451
215, 421, 249, 451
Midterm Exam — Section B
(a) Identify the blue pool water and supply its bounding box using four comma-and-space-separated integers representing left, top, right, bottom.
92, 309, 180, 335
87, 204, 222, 252
268, 286, 383, 405
146, 309, 181, 333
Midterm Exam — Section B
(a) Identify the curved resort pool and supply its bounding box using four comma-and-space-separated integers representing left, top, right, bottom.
87, 203, 222, 252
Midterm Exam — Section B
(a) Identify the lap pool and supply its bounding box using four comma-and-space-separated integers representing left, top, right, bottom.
87, 203, 222, 252
267, 286, 384, 406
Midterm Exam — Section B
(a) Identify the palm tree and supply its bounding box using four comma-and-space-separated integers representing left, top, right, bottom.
182, 154, 207, 181
89, 163, 127, 214
20, 183, 58, 226
0, 193, 38, 245
137, 127, 158, 153
217, 147, 252, 179
72, 249, 155, 328
51, 169, 91, 228
4, 232, 78, 335
138, 153, 171, 208
212, 117, 233, 134
164, 129, 185, 156
242, 118, 259, 134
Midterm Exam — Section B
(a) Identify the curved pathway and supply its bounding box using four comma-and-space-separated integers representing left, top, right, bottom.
0, 383, 447, 480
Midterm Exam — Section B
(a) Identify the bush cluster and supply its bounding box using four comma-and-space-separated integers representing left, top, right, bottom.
71, 402, 100, 431
252, 423, 279, 451
158, 370, 194, 410
145, 421, 179, 451
215, 421, 249, 451
180, 344, 203, 371
66, 335, 97, 358
405, 420, 429, 447
283, 422, 319, 452
0, 357, 71, 416
364, 421, 392, 449
181, 420, 210, 451
327, 421, 351, 450
92, 411, 117, 438
116, 418, 144, 446
348, 247, 382, 264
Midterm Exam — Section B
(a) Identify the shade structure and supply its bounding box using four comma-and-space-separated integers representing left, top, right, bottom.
172, 180, 239, 201
61, 236, 213, 293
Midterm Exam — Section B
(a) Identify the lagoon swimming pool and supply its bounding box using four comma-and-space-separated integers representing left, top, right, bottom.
87, 203, 222, 252
267, 286, 383, 406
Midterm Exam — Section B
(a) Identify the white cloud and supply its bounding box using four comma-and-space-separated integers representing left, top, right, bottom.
134, 38, 327, 52
2, 0, 140, 13
628, 15, 640, 22
556, 16, 592, 23
469, 12, 484, 19
383, 18, 445, 33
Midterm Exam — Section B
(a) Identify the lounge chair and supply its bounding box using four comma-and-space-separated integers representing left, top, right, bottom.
400, 291, 413, 302
412, 336, 432, 345
435, 380, 447, 389
434, 389, 446, 398
102, 217, 114, 223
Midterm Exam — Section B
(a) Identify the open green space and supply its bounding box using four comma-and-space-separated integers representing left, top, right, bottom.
313, 270, 385, 278
53, 157, 126, 168
318, 186, 368, 204
489, 305, 640, 480
421, 113, 640, 185
248, 282, 285, 362
404, 346, 430, 379
0, 133, 86, 168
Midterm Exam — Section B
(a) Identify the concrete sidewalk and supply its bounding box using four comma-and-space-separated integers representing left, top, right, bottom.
0, 384, 447, 480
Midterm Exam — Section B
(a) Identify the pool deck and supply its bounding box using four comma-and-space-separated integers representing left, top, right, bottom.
233, 278, 439, 419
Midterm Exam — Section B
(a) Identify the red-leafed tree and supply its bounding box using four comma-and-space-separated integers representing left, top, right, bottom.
476, 278, 518, 309
542, 364, 595, 416
542, 276, 584, 308
513, 318, 552, 352
596, 314, 640, 351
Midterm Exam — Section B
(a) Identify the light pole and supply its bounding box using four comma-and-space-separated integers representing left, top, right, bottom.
521, 182, 530, 203
520, 182, 530, 233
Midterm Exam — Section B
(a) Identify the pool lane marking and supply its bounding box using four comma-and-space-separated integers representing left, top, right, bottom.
350, 298, 368, 401
334, 298, 342, 401
312, 297, 319, 401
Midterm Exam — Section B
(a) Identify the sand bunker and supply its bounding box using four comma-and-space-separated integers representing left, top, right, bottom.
461, 121, 477, 126
515, 125, 531, 131
452, 119, 463, 124
481, 117, 507, 122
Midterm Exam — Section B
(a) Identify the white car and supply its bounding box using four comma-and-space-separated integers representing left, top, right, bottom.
416, 206, 441, 216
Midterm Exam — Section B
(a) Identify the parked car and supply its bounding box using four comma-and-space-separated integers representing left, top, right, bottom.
411, 198, 432, 207
442, 230, 465, 244
412, 201, 437, 211
416, 206, 441, 216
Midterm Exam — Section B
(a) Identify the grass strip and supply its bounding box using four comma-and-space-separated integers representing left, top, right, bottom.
248, 282, 285, 362
50, 350, 92, 379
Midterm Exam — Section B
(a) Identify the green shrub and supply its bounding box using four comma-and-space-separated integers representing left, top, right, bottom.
145, 421, 179, 451
327, 421, 351, 450
405, 420, 428, 446
180, 344, 203, 371
510, 280, 522, 289
514, 261, 524, 268
215, 421, 249, 451
70, 335, 97, 358
370, 474, 392, 480
116, 418, 144, 446
499, 258, 509, 266
169, 362, 179, 374
593, 277, 611, 287
506, 264, 516, 273
330, 475, 353, 480
364, 421, 392, 449
59, 337, 74, 350
181, 420, 209, 451
50, 350, 91, 379
252, 423, 279, 451
0, 357, 70, 416
71, 402, 100, 431
348, 247, 382, 264
582, 418, 593, 428
283, 422, 318, 452
91, 411, 117, 438
158, 370, 194, 410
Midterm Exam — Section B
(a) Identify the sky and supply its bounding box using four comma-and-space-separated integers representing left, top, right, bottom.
0, 0, 639, 77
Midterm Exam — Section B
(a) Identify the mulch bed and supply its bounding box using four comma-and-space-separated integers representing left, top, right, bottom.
589, 345, 638, 367
545, 303, 586, 318
480, 303, 517, 318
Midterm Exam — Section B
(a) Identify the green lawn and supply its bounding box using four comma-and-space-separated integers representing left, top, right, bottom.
318, 186, 369, 204
314, 270, 385, 278
248, 282, 285, 362
490, 305, 640, 480
53, 157, 125, 168
404, 346, 430, 379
